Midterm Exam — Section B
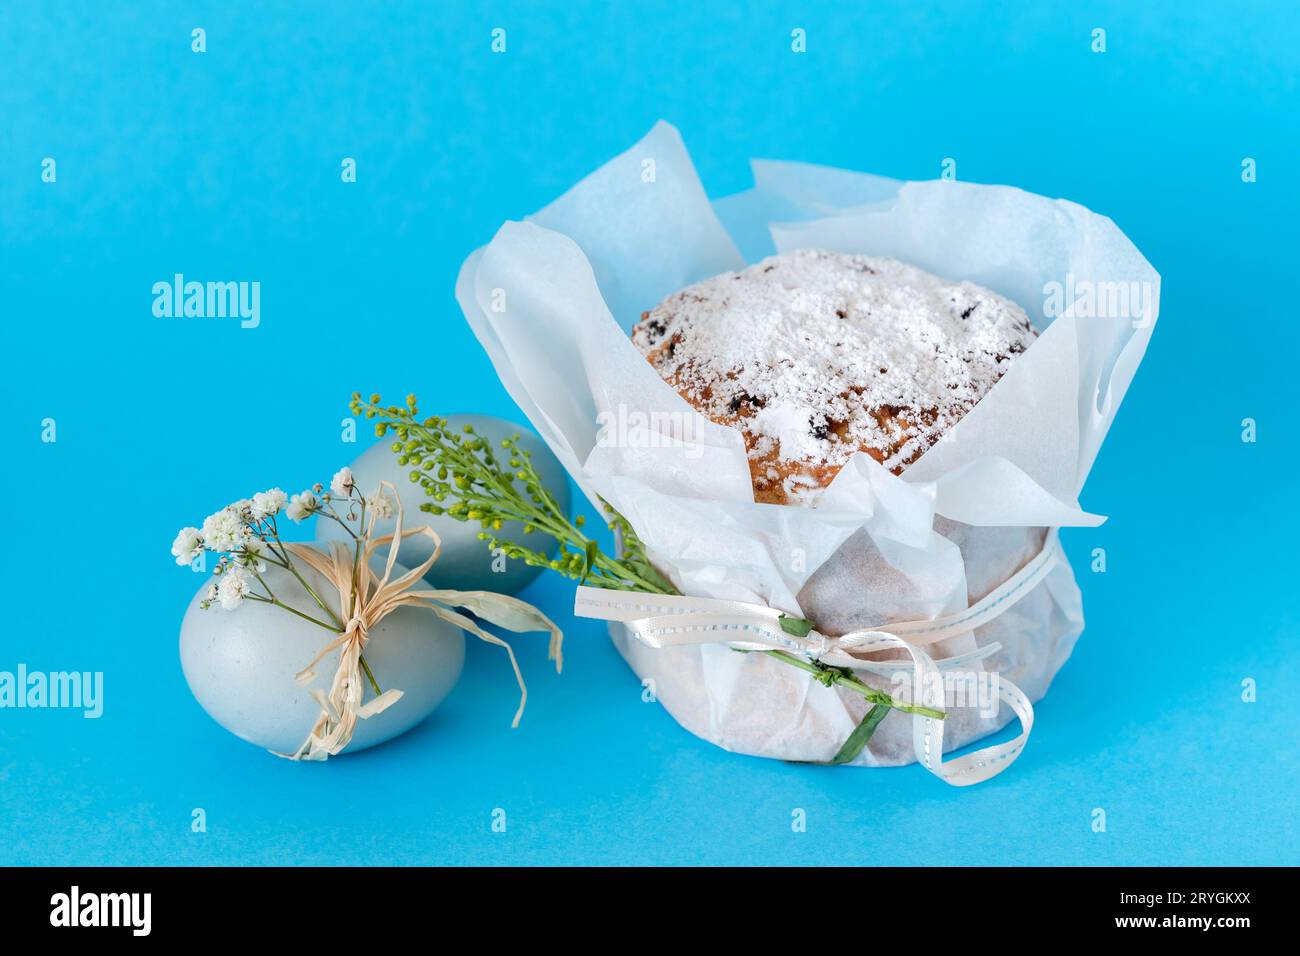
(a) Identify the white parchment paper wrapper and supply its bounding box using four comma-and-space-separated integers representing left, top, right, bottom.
457, 122, 1158, 766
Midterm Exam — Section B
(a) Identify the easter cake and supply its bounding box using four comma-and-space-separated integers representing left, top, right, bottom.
631, 249, 1037, 505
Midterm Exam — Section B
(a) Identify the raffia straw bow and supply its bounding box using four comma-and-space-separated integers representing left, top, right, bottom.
278, 480, 562, 761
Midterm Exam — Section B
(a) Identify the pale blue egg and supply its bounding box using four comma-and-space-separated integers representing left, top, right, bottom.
316, 413, 571, 594
179, 551, 465, 755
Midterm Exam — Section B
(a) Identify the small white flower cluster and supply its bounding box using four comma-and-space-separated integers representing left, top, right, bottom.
286, 491, 319, 523
206, 566, 250, 611
171, 468, 394, 612
365, 488, 394, 519
251, 488, 288, 520
330, 466, 355, 498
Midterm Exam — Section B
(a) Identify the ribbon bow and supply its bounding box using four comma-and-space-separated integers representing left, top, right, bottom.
575, 530, 1061, 786
281, 481, 562, 761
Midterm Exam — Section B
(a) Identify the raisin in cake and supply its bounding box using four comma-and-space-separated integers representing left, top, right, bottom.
631, 249, 1036, 505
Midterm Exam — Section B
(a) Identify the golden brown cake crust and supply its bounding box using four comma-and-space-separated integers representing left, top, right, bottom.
632, 250, 1037, 505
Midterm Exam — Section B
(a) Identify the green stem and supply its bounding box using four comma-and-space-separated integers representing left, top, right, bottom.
760, 650, 946, 719
280, 555, 345, 630
269, 599, 342, 634
824, 703, 891, 766
351, 497, 366, 610
358, 653, 382, 698
320, 504, 360, 541
255, 592, 382, 698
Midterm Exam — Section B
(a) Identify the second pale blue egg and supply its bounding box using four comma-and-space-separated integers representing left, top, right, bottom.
316, 414, 570, 594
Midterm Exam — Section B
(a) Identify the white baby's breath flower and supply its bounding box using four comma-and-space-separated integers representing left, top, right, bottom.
365, 489, 394, 520
251, 488, 288, 519
201, 508, 246, 553
171, 527, 203, 566
217, 567, 251, 610
286, 490, 319, 523
330, 467, 356, 499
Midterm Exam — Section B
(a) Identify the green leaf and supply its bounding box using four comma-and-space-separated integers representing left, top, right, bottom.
579, 539, 599, 585
778, 614, 814, 638
824, 704, 890, 766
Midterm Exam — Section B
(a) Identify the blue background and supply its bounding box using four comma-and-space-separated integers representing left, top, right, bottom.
1, 1, 1296, 866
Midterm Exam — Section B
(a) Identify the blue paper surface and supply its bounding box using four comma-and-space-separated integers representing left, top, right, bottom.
0, 0, 1296, 866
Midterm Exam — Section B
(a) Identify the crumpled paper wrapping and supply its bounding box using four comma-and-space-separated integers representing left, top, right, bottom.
456, 121, 1158, 766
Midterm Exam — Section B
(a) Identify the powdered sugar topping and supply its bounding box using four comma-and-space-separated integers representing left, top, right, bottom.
632, 249, 1036, 501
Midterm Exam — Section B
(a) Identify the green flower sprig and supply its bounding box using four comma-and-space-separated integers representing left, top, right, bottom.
350, 392, 945, 762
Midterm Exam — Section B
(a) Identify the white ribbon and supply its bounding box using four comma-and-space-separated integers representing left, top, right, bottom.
575, 530, 1061, 786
